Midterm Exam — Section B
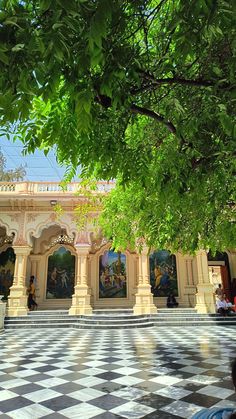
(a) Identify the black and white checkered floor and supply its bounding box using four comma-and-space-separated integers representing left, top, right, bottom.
0, 326, 235, 418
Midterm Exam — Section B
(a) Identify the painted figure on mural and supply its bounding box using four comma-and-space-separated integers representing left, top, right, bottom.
99, 250, 127, 298
46, 246, 75, 299
150, 250, 178, 298
0, 247, 15, 299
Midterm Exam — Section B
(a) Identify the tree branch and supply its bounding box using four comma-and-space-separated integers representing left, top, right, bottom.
130, 104, 176, 134
95, 94, 177, 134
138, 70, 231, 89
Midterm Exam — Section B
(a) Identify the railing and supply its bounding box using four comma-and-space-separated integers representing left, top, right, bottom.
0, 181, 115, 195
0, 183, 16, 192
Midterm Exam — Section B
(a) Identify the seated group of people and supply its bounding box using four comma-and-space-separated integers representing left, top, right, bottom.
215, 284, 235, 316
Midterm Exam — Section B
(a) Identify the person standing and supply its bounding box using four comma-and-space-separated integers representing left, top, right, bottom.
27, 277, 38, 310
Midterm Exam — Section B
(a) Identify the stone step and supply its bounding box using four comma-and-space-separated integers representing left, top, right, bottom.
6, 314, 150, 321
157, 308, 197, 311
5, 309, 236, 330
154, 320, 236, 328
28, 310, 69, 315
5, 319, 153, 327
4, 321, 154, 330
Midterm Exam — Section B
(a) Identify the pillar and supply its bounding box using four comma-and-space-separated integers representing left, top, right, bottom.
30, 255, 41, 298
0, 300, 6, 332
184, 256, 197, 307
69, 244, 93, 315
133, 247, 157, 315
195, 250, 215, 313
7, 246, 31, 316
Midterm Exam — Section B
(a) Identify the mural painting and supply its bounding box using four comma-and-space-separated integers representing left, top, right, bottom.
46, 246, 75, 299
99, 250, 127, 298
149, 250, 178, 297
0, 247, 15, 299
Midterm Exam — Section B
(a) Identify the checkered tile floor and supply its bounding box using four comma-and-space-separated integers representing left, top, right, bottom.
0, 326, 235, 418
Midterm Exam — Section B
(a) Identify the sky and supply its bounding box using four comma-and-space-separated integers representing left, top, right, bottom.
0, 136, 77, 182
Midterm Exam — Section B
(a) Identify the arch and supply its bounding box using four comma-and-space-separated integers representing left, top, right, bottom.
207, 250, 231, 299
0, 219, 16, 239
30, 218, 77, 241
149, 250, 178, 297
45, 245, 76, 300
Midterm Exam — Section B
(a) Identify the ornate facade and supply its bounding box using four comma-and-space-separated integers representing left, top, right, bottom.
0, 181, 235, 317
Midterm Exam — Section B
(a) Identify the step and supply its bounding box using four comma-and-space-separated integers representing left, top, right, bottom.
5, 319, 153, 327
28, 310, 69, 315
4, 321, 154, 330
93, 309, 133, 315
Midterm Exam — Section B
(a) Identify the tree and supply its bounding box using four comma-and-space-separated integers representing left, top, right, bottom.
0, 148, 25, 181
0, 0, 235, 251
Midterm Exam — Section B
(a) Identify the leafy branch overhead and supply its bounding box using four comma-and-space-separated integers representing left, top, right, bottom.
0, 0, 235, 251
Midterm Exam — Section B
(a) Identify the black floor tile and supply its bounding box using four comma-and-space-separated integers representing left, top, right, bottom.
89, 394, 127, 410
181, 393, 220, 408
136, 394, 173, 409
0, 396, 32, 413
41, 395, 81, 411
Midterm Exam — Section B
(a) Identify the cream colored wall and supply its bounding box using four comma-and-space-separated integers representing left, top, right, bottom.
1, 201, 236, 311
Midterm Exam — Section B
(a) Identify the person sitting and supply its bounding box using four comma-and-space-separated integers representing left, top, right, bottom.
216, 295, 230, 316
192, 358, 236, 418
223, 293, 235, 313
215, 283, 224, 298
167, 294, 179, 308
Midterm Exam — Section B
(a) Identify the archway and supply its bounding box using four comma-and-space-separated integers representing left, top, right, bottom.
46, 246, 75, 300
208, 250, 231, 299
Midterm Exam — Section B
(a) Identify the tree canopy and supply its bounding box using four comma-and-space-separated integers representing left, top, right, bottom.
0, 147, 25, 181
0, 0, 235, 252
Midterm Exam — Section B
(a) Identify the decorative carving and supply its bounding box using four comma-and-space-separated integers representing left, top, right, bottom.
76, 230, 90, 245
49, 232, 74, 248
10, 213, 20, 222
27, 213, 37, 223
15, 212, 27, 246
90, 231, 108, 252
49, 213, 57, 222
0, 233, 14, 247
14, 237, 28, 246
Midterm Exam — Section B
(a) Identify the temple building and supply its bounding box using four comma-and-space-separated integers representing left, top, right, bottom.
0, 181, 236, 317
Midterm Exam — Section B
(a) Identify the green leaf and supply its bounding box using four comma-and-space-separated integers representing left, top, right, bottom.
12, 44, 25, 52
0, 51, 9, 64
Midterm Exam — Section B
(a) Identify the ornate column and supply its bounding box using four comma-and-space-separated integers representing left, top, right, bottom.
69, 244, 93, 315
133, 247, 157, 315
195, 250, 215, 313
0, 300, 6, 332
7, 246, 32, 316
184, 256, 197, 307
29, 255, 41, 298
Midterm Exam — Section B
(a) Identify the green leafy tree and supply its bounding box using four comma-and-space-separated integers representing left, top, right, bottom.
0, 0, 235, 251
0, 148, 26, 181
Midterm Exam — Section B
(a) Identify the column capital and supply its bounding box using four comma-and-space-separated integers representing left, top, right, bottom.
135, 246, 149, 256
12, 245, 32, 256
195, 249, 208, 257
75, 244, 91, 255
29, 254, 41, 261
